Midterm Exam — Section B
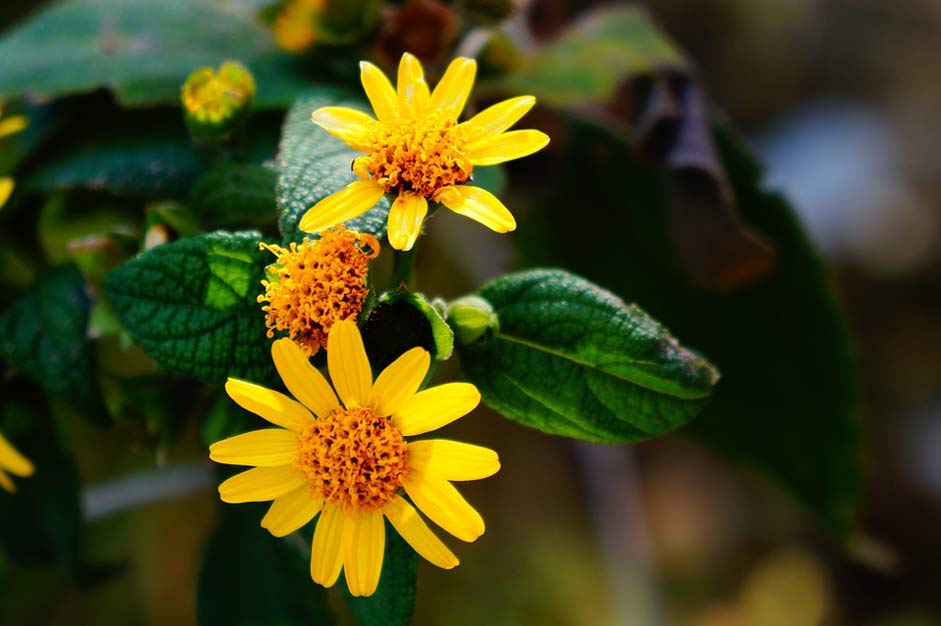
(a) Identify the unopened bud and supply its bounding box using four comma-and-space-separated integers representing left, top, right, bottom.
447, 296, 498, 346
181, 61, 255, 143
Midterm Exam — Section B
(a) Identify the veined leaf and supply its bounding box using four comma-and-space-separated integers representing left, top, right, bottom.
0, 0, 308, 108
103, 231, 276, 385
0, 265, 106, 425
454, 269, 719, 442
191, 162, 278, 230
277, 88, 390, 245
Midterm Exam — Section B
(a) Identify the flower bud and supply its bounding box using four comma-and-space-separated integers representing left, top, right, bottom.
447, 296, 499, 346
181, 61, 255, 143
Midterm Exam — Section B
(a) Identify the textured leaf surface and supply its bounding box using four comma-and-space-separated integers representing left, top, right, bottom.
0, 0, 307, 108
198, 503, 333, 626
191, 162, 278, 230
521, 118, 861, 535
103, 231, 276, 384
0, 382, 82, 568
277, 88, 390, 245
502, 5, 685, 108
0, 265, 105, 424
342, 524, 417, 626
456, 269, 719, 442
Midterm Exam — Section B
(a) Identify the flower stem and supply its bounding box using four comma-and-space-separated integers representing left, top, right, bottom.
391, 246, 418, 288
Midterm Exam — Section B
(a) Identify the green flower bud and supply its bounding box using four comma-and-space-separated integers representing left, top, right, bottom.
181, 61, 255, 143
447, 296, 499, 346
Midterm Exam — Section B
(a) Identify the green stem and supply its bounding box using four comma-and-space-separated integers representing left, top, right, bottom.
391, 246, 418, 288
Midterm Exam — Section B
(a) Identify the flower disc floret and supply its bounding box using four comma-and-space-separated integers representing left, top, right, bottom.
296, 406, 409, 513
258, 227, 379, 356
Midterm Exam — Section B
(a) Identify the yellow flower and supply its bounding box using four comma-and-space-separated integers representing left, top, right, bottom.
0, 430, 34, 493
181, 61, 255, 141
0, 101, 28, 209
209, 320, 499, 597
257, 227, 379, 357
300, 52, 550, 251
273, 0, 322, 53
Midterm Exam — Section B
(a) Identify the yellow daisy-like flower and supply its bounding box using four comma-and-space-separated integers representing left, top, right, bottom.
257, 227, 379, 357
0, 101, 28, 209
0, 430, 34, 493
300, 52, 550, 251
209, 320, 499, 597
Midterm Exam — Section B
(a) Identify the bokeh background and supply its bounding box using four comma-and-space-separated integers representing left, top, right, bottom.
1, 1, 940, 625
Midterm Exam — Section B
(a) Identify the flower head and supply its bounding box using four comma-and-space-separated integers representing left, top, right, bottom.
209, 320, 498, 597
0, 101, 28, 209
0, 430, 34, 493
181, 61, 255, 141
273, 0, 321, 53
300, 52, 549, 251
258, 227, 379, 357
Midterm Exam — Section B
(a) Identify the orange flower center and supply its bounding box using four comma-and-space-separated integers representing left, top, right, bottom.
295, 406, 409, 513
357, 109, 473, 197
257, 228, 379, 356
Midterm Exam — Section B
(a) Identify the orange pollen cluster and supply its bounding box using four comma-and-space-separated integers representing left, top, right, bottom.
257, 227, 379, 356
357, 110, 473, 197
295, 406, 409, 513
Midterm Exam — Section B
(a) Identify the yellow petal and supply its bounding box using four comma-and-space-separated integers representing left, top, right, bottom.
386, 192, 428, 252
434, 185, 516, 233
343, 511, 385, 597
0, 177, 14, 209
209, 429, 298, 466
392, 382, 481, 436
311, 106, 375, 150
383, 495, 458, 569
326, 319, 373, 408
311, 504, 347, 587
271, 338, 340, 419
429, 57, 476, 118
408, 440, 500, 481
218, 465, 307, 503
360, 61, 398, 122
370, 347, 430, 417
0, 469, 14, 494
298, 179, 385, 234
261, 485, 323, 537
225, 378, 314, 431
461, 95, 536, 143
0, 431, 33, 477
404, 471, 485, 542
467, 129, 550, 166
0, 114, 27, 139
396, 52, 430, 118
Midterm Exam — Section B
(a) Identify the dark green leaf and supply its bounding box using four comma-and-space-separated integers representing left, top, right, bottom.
0, 0, 308, 109
520, 119, 860, 535
28, 112, 203, 198
198, 503, 334, 626
500, 6, 686, 108
362, 290, 454, 373
455, 269, 719, 442
278, 88, 390, 245
103, 231, 276, 385
0, 382, 83, 569
0, 265, 106, 425
191, 162, 278, 230
342, 523, 417, 626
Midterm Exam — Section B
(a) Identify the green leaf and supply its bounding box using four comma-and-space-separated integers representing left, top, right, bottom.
519, 118, 861, 535
501, 5, 686, 108
0, 265, 106, 425
0, 0, 308, 109
103, 230, 276, 385
28, 112, 203, 198
198, 503, 334, 626
454, 269, 719, 442
362, 290, 454, 374
191, 162, 278, 230
342, 524, 417, 626
0, 381, 83, 569
277, 88, 390, 245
